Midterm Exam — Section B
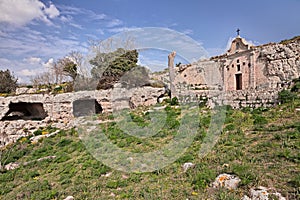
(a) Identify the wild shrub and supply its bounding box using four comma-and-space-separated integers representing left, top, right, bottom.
278, 89, 297, 104
0, 69, 18, 94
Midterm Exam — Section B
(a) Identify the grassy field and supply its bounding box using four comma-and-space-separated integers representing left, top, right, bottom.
0, 95, 299, 199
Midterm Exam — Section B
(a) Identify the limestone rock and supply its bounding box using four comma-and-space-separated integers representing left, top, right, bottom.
212, 173, 241, 190
243, 186, 286, 200
250, 186, 269, 200
4, 162, 20, 170
64, 196, 74, 200
182, 162, 195, 172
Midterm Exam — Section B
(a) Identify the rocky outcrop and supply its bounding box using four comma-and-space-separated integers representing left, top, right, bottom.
260, 41, 300, 82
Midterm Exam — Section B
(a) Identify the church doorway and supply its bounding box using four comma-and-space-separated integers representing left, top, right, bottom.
235, 74, 242, 90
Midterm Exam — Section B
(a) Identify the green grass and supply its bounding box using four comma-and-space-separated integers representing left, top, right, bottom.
0, 99, 299, 199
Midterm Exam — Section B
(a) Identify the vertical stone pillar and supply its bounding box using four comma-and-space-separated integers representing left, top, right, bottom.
220, 59, 226, 91
250, 51, 256, 89
168, 51, 176, 99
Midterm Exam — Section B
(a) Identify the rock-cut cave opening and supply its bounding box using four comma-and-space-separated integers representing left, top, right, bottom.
1, 102, 47, 121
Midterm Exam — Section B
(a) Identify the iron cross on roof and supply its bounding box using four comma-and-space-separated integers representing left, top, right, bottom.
236, 28, 240, 36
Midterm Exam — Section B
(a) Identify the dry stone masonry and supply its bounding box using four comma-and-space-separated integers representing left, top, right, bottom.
0, 87, 165, 146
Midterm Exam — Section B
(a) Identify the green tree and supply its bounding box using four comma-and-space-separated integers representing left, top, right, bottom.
90, 48, 139, 89
0, 69, 18, 93
56, 57, 78, 82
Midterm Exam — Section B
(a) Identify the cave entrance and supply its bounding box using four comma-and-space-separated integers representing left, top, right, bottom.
1, 102, 47, 121
73, 98, 103, 117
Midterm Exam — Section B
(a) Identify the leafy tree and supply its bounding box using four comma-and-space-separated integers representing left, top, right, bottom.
0, 69, 18, 93
90, 48, 139, 89
31, 56, 78, 88
57, 57, 78, 82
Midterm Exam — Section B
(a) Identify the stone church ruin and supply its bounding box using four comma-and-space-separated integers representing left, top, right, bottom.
0, 33, 300, 146
154, 33, 300, 108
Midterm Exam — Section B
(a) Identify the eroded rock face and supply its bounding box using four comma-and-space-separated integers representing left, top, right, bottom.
260, 42, 300, 82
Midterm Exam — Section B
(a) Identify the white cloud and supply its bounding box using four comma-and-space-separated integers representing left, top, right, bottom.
20, 69, 38, 76
43, 58, 55, 69
108, 27, 138, 33
0, 57, 47, 83
60, 15, 72, 23
44, 3, 60, 19
59, 5, 106, 21
138, 54, 167, 72
69, 22, 84, 29
0, 0, 60, 27
107, 19, 122, 28
97, 29, 105, 35
182, 29, 193, 35
90, 13, 106, 21
111, 27, 208, 62
24, 57, 42, 64
85, 34, 99, 40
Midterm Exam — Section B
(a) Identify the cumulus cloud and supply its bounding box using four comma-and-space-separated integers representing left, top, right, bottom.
43, 58, 55, 69
44, 3, 60, 19
0, 0, 60, 27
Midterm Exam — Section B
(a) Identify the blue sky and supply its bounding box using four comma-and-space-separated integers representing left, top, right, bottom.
0, 0, 300, 83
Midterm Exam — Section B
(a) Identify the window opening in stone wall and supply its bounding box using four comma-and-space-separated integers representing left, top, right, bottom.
243, 62, 246, 66
237, 64, 241, 71
1, 102, 47, 121
237, 59, 239, 63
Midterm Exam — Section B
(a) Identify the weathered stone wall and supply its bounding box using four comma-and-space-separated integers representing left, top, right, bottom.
177, 89, 280, 109
0, 87, 165, 146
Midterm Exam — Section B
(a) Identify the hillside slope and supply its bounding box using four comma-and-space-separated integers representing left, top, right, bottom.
0, 93, 299, 199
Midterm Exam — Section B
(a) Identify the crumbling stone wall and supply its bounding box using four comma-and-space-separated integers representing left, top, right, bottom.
0, 87, 165, 146
177, 89, 279, 109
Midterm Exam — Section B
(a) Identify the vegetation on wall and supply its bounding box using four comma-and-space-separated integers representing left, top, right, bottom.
280, 35, 300, 45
